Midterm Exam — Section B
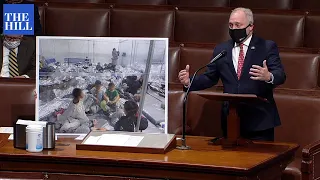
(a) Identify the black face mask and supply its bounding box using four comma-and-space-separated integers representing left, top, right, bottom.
229, 24, 251, 43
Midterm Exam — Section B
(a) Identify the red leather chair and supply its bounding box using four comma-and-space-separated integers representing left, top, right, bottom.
110, 8, 174, 40
168, 0, 229, 7
45, 6, 110, 36
0, 79, 35, 127
230, 0, 293, 10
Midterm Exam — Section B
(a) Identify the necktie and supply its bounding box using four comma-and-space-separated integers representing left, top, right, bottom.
237, 44, 244, 79
9, 49, 19, 77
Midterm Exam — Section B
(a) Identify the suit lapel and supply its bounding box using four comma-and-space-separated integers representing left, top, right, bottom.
226, 40, 238, 81
240, 35, 258, 80
17, 37, 29, 75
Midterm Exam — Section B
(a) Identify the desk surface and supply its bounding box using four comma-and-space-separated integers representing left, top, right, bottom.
0, 134, 299, 180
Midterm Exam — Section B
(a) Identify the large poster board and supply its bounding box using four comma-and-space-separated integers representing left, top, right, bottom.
36, 36, 168, 135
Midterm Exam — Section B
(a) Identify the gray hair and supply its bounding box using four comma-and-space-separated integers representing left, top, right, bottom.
231, 7, 254, 25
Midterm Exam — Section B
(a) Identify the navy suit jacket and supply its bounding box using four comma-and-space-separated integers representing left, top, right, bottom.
189, 35, 286, 132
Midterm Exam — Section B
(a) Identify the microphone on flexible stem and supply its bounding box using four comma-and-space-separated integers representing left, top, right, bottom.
176, 50, 227, 150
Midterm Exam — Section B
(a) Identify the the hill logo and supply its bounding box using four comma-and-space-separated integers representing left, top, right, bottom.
3, 4, 34, 35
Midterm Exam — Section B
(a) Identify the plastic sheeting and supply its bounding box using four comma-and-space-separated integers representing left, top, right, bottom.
39, 63, 165, 133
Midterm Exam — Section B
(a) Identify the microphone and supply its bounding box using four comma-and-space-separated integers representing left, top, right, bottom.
177, 50, 227, 150
209, 50, 227, 64
185, 49, 226, 101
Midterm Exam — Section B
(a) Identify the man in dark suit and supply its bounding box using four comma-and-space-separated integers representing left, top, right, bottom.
178, 7, 286, 141
0, 0, 42, 35
0, 35, 36, 78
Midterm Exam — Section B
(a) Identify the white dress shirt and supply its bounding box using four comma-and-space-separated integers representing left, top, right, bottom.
1, 46, 29, 78
232, 35, 252, 74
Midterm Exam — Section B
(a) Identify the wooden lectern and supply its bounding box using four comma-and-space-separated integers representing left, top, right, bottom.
197, 91, 267, 148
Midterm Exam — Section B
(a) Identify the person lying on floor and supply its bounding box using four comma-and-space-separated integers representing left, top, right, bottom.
124, 75, 142, 95
55, 88, 96, 133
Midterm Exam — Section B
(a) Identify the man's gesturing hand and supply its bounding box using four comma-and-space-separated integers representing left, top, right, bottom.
249, 60, 272, 82
178, 65, 191, 86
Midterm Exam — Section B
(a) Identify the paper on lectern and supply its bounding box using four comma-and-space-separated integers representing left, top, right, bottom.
124, 136, 144, 147
16, 119, 47, 127
98, 134, 130, 146
83, 136, 100, 145
83, 134, 144, 147
0, 127, 13, 134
